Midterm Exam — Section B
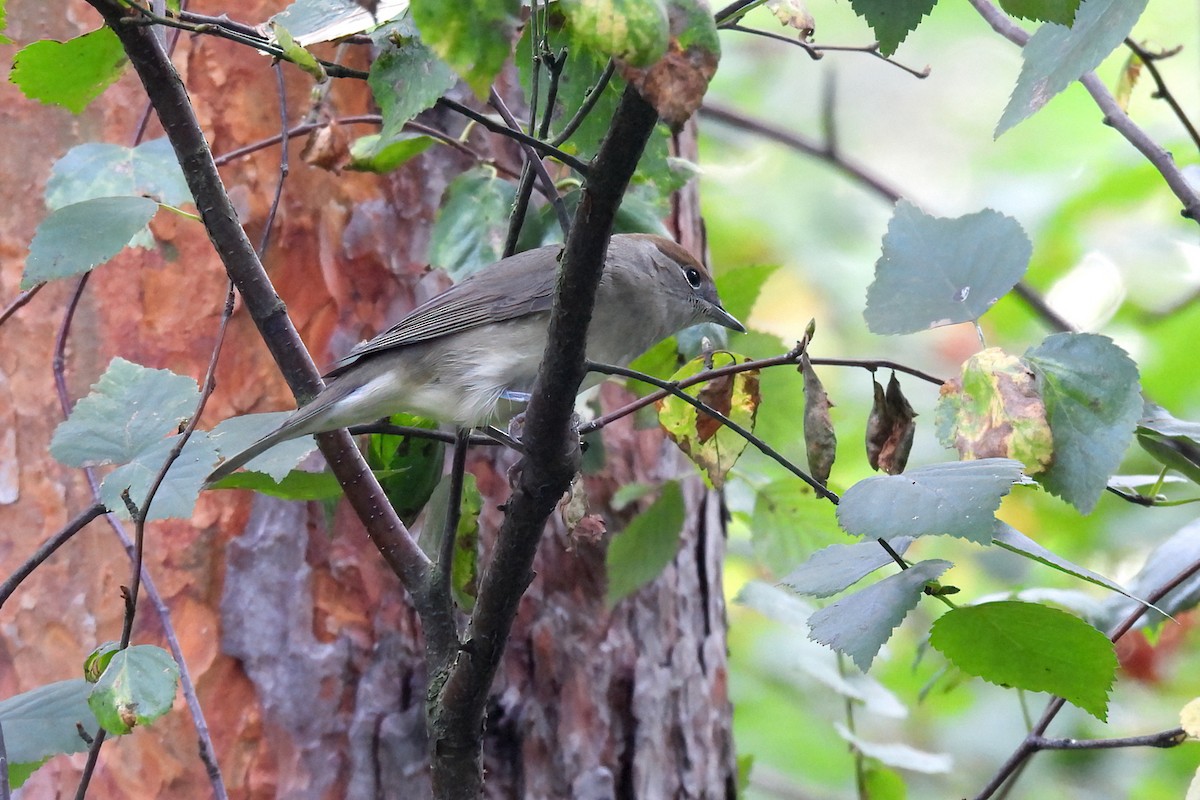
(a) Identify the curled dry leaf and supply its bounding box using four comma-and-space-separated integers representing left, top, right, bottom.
766, 0, 815, 39
301, 121, 349, 173
866, 373, 917, 475
801, 354, 836, 485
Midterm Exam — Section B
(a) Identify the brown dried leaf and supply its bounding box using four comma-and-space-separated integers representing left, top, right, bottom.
801, 355, 836, 485
301, 121, 349, 173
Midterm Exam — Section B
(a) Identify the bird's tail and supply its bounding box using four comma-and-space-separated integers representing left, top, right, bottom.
205, 423, 300, 486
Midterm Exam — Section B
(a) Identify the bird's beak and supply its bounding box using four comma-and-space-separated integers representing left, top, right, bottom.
708, 304, 746, 333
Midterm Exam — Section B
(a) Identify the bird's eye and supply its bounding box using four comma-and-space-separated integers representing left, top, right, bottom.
684, 267, 702, 288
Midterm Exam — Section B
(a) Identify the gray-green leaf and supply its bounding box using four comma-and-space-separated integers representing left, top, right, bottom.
808, 559, 952, 671
865, 202, 1031, 335
995, 0, 1150, 136
1023, 332, 1141, 513
837, 459, 1024, 543
50, 358, 200, 467
23, 196, 159, 287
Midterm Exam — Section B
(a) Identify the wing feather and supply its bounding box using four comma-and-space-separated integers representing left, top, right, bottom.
326, 246, 561, 376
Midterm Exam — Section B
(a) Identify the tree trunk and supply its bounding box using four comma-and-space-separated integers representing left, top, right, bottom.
0, 3, 734, 797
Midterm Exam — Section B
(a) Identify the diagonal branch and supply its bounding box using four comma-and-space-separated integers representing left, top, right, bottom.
83, 0, 432, 596
967, 0, 1200, 223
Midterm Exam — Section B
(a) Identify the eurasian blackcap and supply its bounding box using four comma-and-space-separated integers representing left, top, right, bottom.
207, 233, 743, 482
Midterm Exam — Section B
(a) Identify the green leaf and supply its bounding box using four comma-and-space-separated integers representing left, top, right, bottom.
862, 765, 910, 798
50, 358, 200, 467
270, 21, 327, 81
87, 645, 180, 735
46, 138, 193, 210
207, 468, 345, 501
808, 559, 952, 671
271, 0, 408, 46
846, 0, 936, 56
837, 459, 1024, 543
23, 196, 159, 288
658, 352, 759, 488
1136, 403, 1200, 485
606, 480, 685, 605
1023, 332, 1142, 513
367, 414, 445, 525
429, 168, 517, 279
750, 479, 843, 575
423, 472, 483, 610
935, 348, 1053, 474
84, 642, 122, 683
0, 1, 10, 45
929, 601, 1116, 720
10, 27, 127, 113
410, 0, 520, 97
368, 17, 457, 138
561, 0, 670, 67
865, 202, 1031, 335
0, 679, 100, 777
998, 0, 1082, 24
209, 412, 318, 482
347, 133, 436, 173
995, 0, 1150, 136
835, 724, 952, 774
782, 537, 914, 598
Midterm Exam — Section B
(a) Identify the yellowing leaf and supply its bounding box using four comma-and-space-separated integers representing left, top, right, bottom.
658, 353, 759, 488
936, 348, 1053, 474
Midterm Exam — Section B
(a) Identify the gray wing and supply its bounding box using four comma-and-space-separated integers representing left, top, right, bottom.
325, 245, 562, 376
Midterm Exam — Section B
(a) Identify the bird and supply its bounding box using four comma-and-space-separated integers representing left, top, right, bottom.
207, 233, 744, 483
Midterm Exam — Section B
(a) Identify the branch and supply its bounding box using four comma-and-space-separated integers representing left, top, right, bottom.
1123, 39, 1200, 151
428, 85, 661, 800
588, 360, 839, 501
975, 554, 1200, 799
1031, 729, 1187, 751
0, 503, 106, 609
84, 0, 432, 595
700, 102, 904, 202
967, 0, 1200, 223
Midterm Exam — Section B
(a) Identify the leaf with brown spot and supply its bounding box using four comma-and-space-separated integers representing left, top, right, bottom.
619, 0, 720, 128
658, 352, 759, 488
935, 348, 1053, 475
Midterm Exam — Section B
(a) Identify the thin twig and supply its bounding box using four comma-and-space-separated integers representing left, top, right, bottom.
549, 59, 617, 146
582, 351, 943, 435
1031, 729, 1187, 751
0, 504, 106, 609
966, 0, 1200, 223
587, 360, 839, 502
700, 102, 904, 202
1121, 39, 1200, 152
724, 24, 931, 79
0, 284, 42, 329
489, 89, 571, 234
430, 429, 472, 621
438, 97, 590, 175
